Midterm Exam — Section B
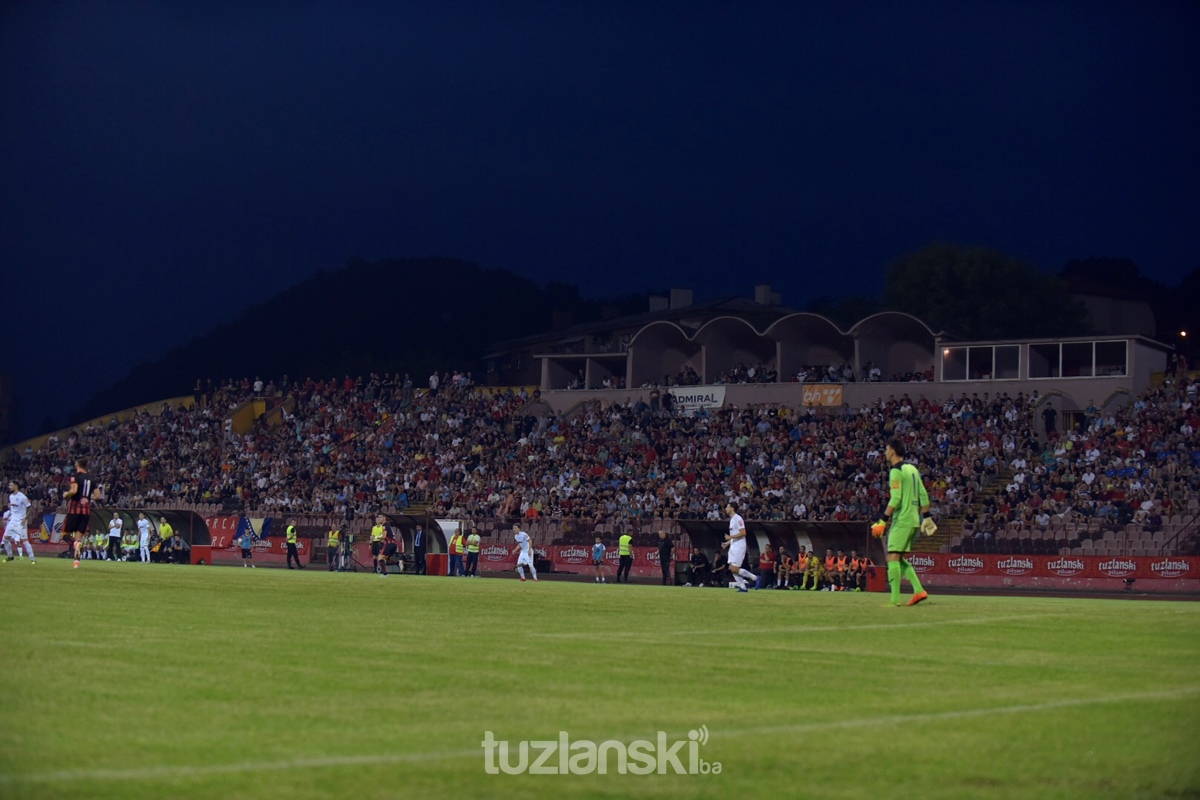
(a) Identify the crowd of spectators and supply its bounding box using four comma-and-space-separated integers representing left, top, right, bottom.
961, 374, 1200, 544
5, 369, 1198, 553
3, 380, 1035, 524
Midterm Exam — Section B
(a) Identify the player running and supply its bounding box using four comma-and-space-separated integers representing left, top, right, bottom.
513, 524, 537, 582
721, 502, 759, 593
872, 437, 935, 607
64, 459, 99, 568
3, 480, 35, 563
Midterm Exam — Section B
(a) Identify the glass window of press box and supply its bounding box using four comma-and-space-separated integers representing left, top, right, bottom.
1028, 340, 1127, 379
941, 345, 1020, 381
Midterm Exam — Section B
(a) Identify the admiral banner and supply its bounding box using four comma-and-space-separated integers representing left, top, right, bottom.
667, 387, 725, 414
900, 554, 1200, 591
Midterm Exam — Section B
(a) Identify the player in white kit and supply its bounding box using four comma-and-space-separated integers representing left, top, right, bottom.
722, 502, 758, 592
137, 513, 152, 563
3, 480, 36, 564
513, 523, 538, 582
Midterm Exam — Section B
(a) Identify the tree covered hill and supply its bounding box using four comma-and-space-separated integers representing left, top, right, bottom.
69, 257, 647, 426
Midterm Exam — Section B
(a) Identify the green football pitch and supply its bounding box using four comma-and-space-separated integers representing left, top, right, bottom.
1, 560, 1197, 800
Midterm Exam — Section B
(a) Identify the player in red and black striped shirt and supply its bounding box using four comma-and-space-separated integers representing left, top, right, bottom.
63, 459, 99, 568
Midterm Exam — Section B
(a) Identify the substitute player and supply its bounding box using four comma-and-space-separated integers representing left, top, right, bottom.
513, 524, 537, 582
137, 513, 152, 563
64, 459, 98, 568
721, 502, 759, 592
872, 437, 934, 607
3, 480, 35, 563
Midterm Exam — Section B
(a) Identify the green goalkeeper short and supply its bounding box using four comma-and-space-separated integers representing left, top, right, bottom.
887, 524, 918, 554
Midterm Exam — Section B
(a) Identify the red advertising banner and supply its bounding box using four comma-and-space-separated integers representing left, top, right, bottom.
207, 529, 309, 566
899, 553, 1200, 592
478, 542, 518, 570
258, 536, 308, 556
548, 545, 669, 577
553, 544, 594, 571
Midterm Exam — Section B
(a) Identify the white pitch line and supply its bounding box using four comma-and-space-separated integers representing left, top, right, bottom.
721, 686, 1200, 739
532, 612, 1063, 639
0, 748, 481, 785
3, 686, 1197, 785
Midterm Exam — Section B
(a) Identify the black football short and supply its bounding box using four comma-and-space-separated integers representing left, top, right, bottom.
383, 542, 398, 557
371, 541, 383, 557
64, 513, 90, 534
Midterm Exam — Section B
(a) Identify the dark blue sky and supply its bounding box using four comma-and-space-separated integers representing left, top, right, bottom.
2, 1, 1198, 439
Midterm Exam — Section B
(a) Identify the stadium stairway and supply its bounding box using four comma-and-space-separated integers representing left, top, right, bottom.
918, 465, 1013, 553
916, 519, 960, 553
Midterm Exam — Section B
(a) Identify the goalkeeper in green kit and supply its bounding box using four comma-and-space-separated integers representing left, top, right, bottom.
871, 437, 936, 607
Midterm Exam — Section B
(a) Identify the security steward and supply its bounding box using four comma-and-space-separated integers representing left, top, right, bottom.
616, 531, 633, 583
465, 527, 482, 576
286, 519, 304, 569
327, 526, 341, 571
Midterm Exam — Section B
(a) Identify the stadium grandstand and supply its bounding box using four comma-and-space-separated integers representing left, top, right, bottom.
4, 312, 1198, 572
2, 379, 1200, 573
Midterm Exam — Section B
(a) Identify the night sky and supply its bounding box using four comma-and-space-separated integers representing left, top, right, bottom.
2, 1, 1198, 440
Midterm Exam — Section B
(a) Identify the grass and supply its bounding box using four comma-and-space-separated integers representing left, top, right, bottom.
1, 559, 1198, 799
